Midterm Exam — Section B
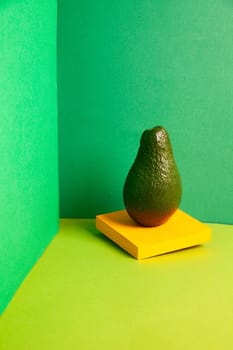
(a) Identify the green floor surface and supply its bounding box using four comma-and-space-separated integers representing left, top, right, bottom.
1, 219, 233, 349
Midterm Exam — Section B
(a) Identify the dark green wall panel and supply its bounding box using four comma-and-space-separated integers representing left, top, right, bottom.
58, 0, 233, 223
0, 0, 58, 314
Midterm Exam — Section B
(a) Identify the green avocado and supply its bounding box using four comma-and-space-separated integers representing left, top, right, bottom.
123, 126, 182, 227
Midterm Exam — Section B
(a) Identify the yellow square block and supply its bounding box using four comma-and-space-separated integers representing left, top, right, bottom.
96, 209, 211, 259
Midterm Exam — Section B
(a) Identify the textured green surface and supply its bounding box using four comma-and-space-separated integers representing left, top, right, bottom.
1, 219, 233, 349
58, 0, 233, 223
123, 126, 182, 226
0, 0, 58, 314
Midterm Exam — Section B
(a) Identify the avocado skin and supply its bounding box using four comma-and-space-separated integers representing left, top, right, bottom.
123, 126, 182, 227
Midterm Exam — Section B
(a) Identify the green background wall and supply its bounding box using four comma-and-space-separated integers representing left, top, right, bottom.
58, 0, 233, 224
0, 0, 58, 314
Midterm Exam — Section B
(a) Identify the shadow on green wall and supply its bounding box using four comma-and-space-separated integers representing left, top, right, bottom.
57, 0, 131, 217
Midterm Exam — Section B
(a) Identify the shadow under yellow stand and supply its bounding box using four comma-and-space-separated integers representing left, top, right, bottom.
96, 209, 211, 259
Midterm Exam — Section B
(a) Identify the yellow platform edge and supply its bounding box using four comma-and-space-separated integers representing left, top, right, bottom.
96, 218, 138, 257
96, 210, 212, 259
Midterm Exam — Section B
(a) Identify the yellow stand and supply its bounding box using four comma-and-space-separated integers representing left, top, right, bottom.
96, 209, 211, 259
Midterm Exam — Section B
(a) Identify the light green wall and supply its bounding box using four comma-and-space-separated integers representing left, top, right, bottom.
58, 0, 233, 224
0, 0, 58, 314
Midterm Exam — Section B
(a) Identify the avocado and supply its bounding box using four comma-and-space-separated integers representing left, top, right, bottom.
123, 126, 182, 227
